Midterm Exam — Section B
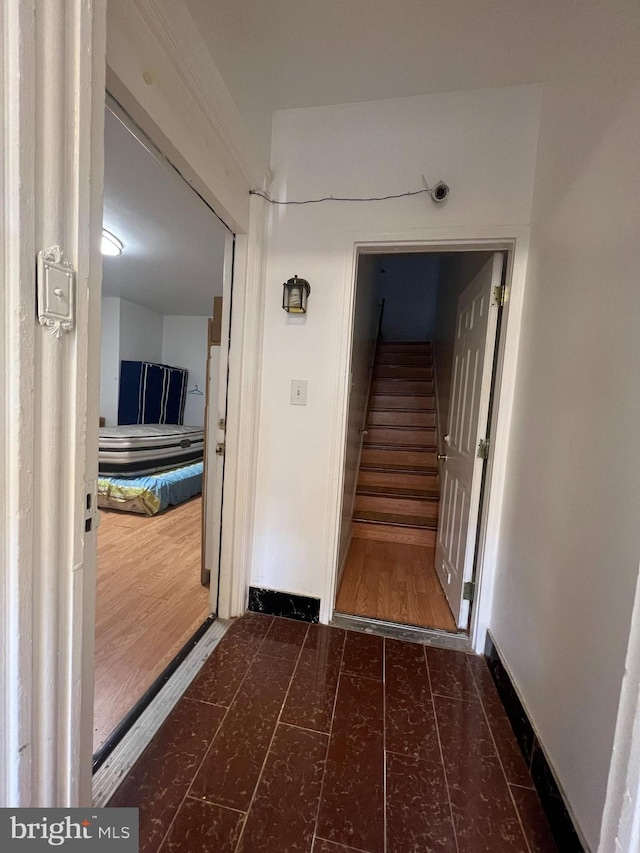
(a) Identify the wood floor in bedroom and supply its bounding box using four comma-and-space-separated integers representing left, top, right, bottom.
94, 496, 210, 752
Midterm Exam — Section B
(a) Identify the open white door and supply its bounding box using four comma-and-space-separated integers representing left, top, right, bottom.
435, 253, 503, 628
203, 232, 234, 613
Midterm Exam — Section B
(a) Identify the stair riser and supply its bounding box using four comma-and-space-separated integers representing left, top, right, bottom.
368, 410, 436, 427
370, 394, 434, 410
376, 353, 431, 366
358, 470, 439, 490
361, 448, 437, 467
372, 379, 434, 395
365, 427, 436, 446
352, 521, 437, 547
378, 343, 432, 354
355, 495, 439, 518
374, 366, 432, 380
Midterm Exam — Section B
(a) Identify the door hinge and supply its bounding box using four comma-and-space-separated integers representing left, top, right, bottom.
218, 417, 226, 430
215, 442, 225, 456
477, 438, 490, 459
463, 581, 476, 602
492, 284, 506, 307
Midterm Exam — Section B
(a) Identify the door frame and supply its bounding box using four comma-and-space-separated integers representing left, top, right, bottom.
325, 229, 530, 654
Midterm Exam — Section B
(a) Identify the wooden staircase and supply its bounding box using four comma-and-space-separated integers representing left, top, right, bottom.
353, 341, 439, 547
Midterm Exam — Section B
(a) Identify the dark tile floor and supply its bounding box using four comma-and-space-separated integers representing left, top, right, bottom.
108, 613, 557, 852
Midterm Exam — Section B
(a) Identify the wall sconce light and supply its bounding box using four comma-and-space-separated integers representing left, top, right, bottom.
282, 275, 311, 314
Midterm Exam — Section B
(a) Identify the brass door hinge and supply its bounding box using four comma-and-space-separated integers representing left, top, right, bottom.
492, 284, 506, 307
477, 438, 490, 459
463, 581, 476, 602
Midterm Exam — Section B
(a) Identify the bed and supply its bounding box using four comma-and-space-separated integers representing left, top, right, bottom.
98, 461, 204, 516
99, 424, 204, 477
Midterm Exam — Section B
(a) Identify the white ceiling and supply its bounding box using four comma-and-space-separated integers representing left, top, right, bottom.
183, 0, 578, 161
102, 106, 228, 317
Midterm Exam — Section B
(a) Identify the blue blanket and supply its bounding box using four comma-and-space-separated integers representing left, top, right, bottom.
98, 462, 203, 516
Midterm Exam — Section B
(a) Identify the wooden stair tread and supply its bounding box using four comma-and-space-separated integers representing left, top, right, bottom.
357, 484, 440, 500
360, 462, 438, 474
369, 406, 435, 413
353, 510, 438, 529
363, 442, 436, 452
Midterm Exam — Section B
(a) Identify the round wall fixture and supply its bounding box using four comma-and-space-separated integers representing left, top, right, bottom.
101, 229, 123, 257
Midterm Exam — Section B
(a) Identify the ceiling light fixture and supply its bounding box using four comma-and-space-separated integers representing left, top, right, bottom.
101, 229, 123, 257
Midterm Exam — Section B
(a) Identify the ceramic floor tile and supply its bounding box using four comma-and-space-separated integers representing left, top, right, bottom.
313, 840, 371, 853
282, 624, 346, 732
183, 632, 262, 707
259, 616, 310, 660
108, 698, 226, 852
316, 674, 384, 853
313, 840, 370, 853
510, 785, 558, 853
434, 694, 529, 852
340, 631, 383, 681
467, 655, 533, 787
236, 723, 328, 853
385, 638, 440, 762
426, 646, 479, 701
161, 799, 244, 852
386, 752, 457, 853
188, 652, 296, 811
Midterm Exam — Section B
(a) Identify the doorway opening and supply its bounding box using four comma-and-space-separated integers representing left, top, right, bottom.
334, 248, 507, 635
93, 97, 234, 756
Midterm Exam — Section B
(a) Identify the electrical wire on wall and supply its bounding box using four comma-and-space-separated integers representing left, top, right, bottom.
249, 176, 450, 206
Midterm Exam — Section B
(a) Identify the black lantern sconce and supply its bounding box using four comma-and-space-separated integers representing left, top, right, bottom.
282, 275, 311, 314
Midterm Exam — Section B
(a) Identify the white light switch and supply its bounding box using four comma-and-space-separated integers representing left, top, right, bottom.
290, 379, 307, 406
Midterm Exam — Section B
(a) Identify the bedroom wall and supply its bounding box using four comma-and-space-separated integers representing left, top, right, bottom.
118, 298, 164, 365
162, 315, 211, 427
100, 297, 121, 427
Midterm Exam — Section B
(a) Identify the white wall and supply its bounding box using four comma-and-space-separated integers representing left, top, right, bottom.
162, 315, 211, 427
118, 298, 163, 365
488, 3, 640, 848
337, 254, 380, 571
99, 297, 121, 426
377, 254, 440, 341
251, 84, 541, 601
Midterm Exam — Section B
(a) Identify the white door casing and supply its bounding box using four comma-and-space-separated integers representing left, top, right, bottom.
1, 0, 106, 806
205, 232, 234, 613
435, 253, 503, 628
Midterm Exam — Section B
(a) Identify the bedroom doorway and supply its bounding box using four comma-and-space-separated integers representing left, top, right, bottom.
93, 97, 234, 756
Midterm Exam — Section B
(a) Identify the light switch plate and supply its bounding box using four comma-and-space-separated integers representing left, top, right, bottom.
37, 245, 75, 338
290, 379, 307, 406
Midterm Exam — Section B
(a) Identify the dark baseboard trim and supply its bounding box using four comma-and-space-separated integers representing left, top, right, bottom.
92, 613, 216, 774
484, 633, 586, 852
248, 587, 320, 623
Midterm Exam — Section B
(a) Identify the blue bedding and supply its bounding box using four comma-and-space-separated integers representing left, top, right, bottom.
98, 462, 203, 516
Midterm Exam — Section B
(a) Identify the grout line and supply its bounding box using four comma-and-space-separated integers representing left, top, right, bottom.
509, 782, 536, 792
232, 622, 311, 853
279, 720, 331, 738
465, 656, 535, 853
424, 645, 460, 853
155, 617, 275, 852
431, 690, 478, 703
311, 627, 348, 851
315, 837, 373, 853
340, 671, 383, 683
182, 696, 229, 709
183, 794, 247, 815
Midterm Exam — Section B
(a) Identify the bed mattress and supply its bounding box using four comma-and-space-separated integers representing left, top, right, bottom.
98, 462, 203, 516
99, 424, 204, 476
